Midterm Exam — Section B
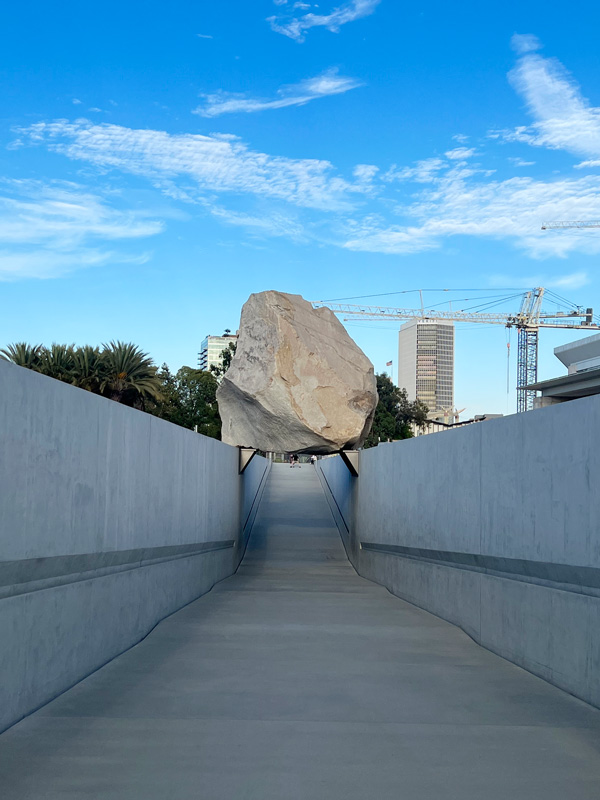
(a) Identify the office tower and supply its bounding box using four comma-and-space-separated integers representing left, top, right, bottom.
397, 319, 454, 412
198, 333, 238, 372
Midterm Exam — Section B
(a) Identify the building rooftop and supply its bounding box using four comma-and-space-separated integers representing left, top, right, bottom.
527, 367, 600, 400
554, 332, 600, 368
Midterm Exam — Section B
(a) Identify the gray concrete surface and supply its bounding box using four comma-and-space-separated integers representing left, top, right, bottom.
0, 360, 269, 732
318, 396, 600, 708
2, 464, 600, 799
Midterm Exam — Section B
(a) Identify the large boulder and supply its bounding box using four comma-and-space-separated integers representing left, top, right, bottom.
217, 291, 378, 453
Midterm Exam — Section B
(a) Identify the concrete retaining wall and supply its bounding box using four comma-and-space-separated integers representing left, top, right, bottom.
0, 360, 269, 732
318, 396, 600, 708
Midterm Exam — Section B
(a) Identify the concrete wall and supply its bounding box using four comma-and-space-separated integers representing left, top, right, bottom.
318, 396, 600, 708
0, 360, 269, 733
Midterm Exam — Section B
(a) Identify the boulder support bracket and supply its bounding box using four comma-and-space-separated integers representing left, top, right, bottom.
340, 450, 359, 477
239, 448, 257, 474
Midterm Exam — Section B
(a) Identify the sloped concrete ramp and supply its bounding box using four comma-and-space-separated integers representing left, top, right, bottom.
1, 464, 600, 798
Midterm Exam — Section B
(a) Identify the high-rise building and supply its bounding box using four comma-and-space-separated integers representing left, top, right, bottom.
397, 319, 454, 412
198, 333, 238, 372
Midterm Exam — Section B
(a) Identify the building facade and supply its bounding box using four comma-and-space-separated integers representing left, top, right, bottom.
529, 331, 600, 407
198, 334, 238, 372
397, 319, 454, 412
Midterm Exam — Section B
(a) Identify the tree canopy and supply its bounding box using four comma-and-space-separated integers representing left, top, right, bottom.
1, 340, 222, 439
363, 373, 428, 448
1, 341, 162, 410
150, 365, 221, 439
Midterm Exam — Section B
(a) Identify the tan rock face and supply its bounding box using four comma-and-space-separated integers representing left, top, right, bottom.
217, 291, 378, 453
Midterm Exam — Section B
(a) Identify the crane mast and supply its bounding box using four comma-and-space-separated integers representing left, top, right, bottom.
313, 288, 600, 413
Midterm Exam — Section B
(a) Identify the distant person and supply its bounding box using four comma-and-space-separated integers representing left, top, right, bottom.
310, 455, 316, 466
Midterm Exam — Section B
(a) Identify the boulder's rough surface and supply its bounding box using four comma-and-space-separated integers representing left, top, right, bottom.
217, 291, 378, 453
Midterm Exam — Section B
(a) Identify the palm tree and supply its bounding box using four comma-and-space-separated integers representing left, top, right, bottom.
0, 342, 44, 369
38, 344, 76, 383
71, 346, 104, 393
100, 341, 162, 408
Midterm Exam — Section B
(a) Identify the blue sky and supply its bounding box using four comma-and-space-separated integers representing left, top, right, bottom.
3, 0, 600, 415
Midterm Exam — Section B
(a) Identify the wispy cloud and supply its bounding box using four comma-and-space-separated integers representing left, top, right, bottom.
343, 214, 439, 254
268, 0, 380, 42
508, 156, 535, 167
492, 36, 600, 161
445, 146, 476, 160
344, 166, 600, 258
196, 33, 213, 39
510, 33, 542, 55
194, 69, 363, 117
353, 164, 379, 181
0, 249, 150, 281
0, 180, 161, 280
383, 158, 445, 183
16, 119, 361, 211
16, 34, 600, 270
17, 118, 600, 261
207, 205, 306, 241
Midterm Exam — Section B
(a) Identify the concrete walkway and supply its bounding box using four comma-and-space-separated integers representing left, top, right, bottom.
2, 464, 600, 798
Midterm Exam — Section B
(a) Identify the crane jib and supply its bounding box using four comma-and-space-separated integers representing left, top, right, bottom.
312, 290, 600, 413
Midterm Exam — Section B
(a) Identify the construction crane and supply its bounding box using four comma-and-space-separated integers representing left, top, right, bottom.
541, 220, 600, 230
313, 288, 600, 412
438, 407, 466, 425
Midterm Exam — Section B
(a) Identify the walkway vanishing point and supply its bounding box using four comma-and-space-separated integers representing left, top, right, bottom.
2, 464, 600, 799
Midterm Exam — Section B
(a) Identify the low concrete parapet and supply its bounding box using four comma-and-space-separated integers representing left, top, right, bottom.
0, 360, 270, 733
318, 398, 600, 709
